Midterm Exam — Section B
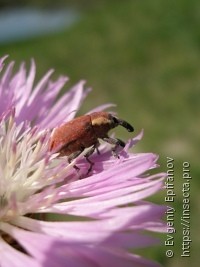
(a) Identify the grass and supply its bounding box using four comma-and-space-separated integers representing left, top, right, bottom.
0, 0, 198, 266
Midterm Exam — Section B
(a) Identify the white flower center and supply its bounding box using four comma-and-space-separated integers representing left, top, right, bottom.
0, 115, 61, 220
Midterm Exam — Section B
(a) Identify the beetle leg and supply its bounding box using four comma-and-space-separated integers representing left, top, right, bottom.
95, 141, 100, 155
96, 147, 100, 155
102, 137, 125, 158
84, 144, 98, 175
68, 149, 84, 172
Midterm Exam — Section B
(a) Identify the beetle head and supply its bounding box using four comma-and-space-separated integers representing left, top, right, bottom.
90, 112, 134, 138
111, 115, 134, 132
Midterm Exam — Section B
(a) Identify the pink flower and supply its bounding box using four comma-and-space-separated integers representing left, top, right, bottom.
0, 57, 166, 267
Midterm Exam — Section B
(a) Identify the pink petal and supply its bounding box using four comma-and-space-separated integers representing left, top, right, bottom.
0, 237, 40, 267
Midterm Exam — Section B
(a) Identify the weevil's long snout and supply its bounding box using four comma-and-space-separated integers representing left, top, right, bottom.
113, 117, 134, 132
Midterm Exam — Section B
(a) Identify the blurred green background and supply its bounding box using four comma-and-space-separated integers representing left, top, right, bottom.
0, 0, 198, 266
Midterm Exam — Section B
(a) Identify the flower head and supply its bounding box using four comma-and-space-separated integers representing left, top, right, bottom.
0, 57, 166, 267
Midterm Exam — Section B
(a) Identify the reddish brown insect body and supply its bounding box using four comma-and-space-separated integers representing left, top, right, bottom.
49, 112, 134, 174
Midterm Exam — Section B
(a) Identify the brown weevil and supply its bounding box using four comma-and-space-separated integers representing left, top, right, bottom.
49, 112, 134, 175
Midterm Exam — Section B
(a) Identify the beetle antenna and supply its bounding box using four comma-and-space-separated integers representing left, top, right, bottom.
115, 118, 134, 132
